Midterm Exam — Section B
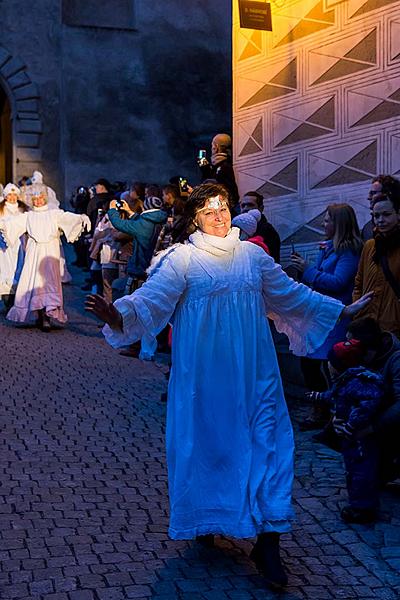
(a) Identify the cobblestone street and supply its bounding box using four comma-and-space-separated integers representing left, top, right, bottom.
1, 266, 400, 600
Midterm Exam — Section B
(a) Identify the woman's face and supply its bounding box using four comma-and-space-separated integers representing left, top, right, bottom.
372, 199, 400, 234
6, 192, 18, 204
323, 211, 334, 239
32, 194, 47, 208
195, 196, 231, 238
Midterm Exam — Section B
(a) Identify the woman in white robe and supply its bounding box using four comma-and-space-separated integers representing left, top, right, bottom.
0, 184, 90, 329
86, 184, 372, 587
0, 183, 28, 306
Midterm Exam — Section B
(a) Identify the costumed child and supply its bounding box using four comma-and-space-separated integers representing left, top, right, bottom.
0, 183, 29, 309
309, 339, 384, 523
0, 183, 91, 330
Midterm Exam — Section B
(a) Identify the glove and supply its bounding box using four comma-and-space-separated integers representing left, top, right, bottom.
82, 215, 91, 233
332, 417, 355, 439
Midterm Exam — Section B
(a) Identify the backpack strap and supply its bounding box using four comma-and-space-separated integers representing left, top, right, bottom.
380, 255, 400, 300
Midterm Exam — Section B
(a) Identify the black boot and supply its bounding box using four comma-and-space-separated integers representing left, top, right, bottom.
250, 533, 288, 587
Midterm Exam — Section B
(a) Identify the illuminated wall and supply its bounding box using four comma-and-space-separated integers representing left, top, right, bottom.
233, 0, 400, 262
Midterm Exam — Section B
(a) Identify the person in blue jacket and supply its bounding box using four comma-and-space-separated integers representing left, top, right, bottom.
290, 204, 363, 429
108, 196, 168, 285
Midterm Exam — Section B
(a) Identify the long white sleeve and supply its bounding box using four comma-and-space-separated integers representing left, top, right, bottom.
259, 249, 344, 356
103, 245, 190, 348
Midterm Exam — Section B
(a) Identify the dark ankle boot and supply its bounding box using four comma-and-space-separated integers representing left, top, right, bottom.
250, 533, 288, 587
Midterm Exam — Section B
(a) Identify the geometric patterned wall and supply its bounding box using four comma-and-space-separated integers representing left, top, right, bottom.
233, 0, 400, 263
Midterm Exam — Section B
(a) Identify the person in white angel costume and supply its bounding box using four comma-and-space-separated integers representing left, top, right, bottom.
0, 183, 28, 308
0, 183, 90, 330
86, 183, 372, 587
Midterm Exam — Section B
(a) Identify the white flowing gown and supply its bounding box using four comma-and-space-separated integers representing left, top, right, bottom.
0, 202, 26, 296
103, 228, 343, 539
0, 206, 89, 323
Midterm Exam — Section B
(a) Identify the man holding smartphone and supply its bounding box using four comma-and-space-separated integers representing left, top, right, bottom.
198, 133, 239, 212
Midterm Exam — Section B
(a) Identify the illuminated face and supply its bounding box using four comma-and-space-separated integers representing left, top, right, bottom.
372, 199, 400, 234
195, 195, 231, 238
32, 194, 47, 208
323, 211, 334, 239
162, 191, 174, 207
5, 192, 18, 204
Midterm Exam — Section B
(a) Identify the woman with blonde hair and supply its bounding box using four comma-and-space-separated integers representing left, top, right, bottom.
0, 183, 28, 308
291, 203, 363, 429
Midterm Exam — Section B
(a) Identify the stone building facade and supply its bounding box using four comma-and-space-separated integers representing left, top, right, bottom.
0, 0, 231, 202
233, 0, 400, 263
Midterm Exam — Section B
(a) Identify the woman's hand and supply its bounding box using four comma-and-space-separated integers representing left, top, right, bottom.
342, 291, 374, 319
290, 253, 307, 273
85, 294, 123, 331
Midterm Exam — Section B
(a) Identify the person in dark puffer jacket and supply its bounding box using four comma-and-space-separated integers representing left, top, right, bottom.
309, 339, 385, 524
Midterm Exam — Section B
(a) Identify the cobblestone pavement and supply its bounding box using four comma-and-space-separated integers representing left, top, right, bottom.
1, 265, 400, 600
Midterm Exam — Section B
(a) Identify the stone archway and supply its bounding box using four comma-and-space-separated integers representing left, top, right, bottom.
0, 45, 43, 183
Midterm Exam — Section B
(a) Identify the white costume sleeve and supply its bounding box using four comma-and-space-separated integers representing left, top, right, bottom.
259, 250, 344, 356
57, 211, 91, 242
103, 246, 190, 348
0, 213, 28, 247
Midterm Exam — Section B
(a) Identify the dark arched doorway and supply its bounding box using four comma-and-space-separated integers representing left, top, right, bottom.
0, 85, 12, 185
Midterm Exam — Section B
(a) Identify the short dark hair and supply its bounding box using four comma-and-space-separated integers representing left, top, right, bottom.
243, 191, 264, 210
371, 191, 400, 213
129, 181, 145, 200
162, 184, 180, 198
145, 183, 162, 198
95, 178, 111, 191
347, 317, 383, 350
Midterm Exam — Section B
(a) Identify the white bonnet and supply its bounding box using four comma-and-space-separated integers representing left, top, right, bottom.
3, 183, 21, 197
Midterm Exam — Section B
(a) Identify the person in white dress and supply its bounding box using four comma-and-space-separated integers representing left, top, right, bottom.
0, 183, 28, 308
0, 183, 90, 331
86, 183, 372, 587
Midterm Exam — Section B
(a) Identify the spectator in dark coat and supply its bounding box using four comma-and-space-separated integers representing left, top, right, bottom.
86, 178, 114, 231
347, 317, 400, 484
198, 133, 239, 210
240, 191, 281, 263
311, 339, 384, 523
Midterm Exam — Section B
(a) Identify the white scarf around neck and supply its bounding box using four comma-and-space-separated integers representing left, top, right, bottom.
189, 227, 240, 256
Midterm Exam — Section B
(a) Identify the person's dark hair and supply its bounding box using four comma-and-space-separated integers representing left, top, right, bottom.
180, 183, 230, 240
371, 191, 400, 213
243, 191, 264, 210
347, 317, 383, 350
162, 184, 180, 198
145, 183, 162, 199
94, 178, 111, 192
130, 181, 145, 201
372, 174, 400, 196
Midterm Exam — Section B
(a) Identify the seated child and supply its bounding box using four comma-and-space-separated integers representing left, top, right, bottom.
309, 339, 384, 523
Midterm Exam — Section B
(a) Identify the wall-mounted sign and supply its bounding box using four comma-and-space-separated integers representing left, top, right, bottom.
239, 1, 272, 31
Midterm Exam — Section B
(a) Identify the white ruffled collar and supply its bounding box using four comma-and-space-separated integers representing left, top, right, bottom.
5, 201, 20, 213
189, 227, 240, 256
32, 205, 49, 212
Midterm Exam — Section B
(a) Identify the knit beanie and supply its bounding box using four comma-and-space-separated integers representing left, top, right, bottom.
232, 209, 261, 237
328, 339, 365, 372
144, 196, 163, 210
